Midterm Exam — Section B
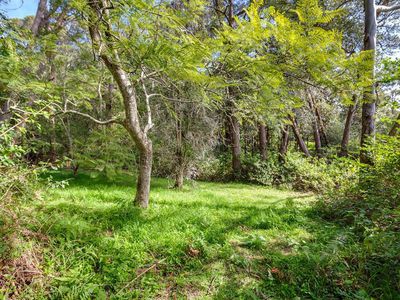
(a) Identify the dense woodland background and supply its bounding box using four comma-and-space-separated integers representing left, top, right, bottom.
1, 0, 400, 298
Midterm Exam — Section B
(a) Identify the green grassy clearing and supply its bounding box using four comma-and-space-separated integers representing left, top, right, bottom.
13, 172, 374, 299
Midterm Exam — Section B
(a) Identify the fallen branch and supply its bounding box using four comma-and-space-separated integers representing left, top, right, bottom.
116, 258, 167, 294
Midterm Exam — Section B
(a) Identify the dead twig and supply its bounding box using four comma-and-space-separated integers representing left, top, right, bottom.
116, 258, 167, 294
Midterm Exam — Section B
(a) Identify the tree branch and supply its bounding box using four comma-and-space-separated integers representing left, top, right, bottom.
61, 109, 122, 125
140, 70, 154, 134
376, 4, 400, 13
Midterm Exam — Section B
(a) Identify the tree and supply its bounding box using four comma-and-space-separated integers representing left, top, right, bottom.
74, 0, 208, 207
360, 0, 400, 164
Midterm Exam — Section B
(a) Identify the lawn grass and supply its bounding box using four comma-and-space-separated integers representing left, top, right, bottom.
10, 171, 377, 299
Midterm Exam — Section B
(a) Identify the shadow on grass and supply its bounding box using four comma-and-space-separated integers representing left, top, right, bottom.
34, 171, 389, 299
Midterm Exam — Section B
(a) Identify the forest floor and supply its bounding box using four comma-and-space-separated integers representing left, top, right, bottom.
10, 171, 367, 299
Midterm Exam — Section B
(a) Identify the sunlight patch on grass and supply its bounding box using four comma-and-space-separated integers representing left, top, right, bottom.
11, 171, 352, 299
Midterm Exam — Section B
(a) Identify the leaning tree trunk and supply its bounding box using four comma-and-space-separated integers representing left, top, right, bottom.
339, 98, 358, 157
278, 125, 289, 163
360, 0, 377, 164
31, 0, 47, 35
307, 92, 322, 157
258, 123, 267, 161
290, 115, 310, 157
313, 100, 328, 147
88, 0, 153, 208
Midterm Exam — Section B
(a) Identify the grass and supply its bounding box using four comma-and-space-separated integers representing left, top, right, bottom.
3, 171, 390, 299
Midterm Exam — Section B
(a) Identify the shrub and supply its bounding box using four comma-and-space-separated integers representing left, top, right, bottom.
315, 135, 400, 298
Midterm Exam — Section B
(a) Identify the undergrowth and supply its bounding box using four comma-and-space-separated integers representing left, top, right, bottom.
2, 171, 397, 299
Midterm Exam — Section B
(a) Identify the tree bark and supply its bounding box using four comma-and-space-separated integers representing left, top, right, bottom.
31, 0, 47, 36
278, 125, 289, 162
290, 115, 310, 157
360, 0, 377, 164
174, 166, 184, 189
258, 123, 267, 161
135, 145, 152, 208
339, 98, 358, 157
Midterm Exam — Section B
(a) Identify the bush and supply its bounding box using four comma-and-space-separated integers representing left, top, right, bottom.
241, 152, 357, 193
315, 135, 400, 298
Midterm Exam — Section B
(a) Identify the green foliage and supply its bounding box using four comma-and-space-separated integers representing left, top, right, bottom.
317, 135, 400, 298
202, 151, 358, 194
3, 171, 397, 298
73, 126, 137, 179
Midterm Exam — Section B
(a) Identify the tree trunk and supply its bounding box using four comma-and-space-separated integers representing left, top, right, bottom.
105, 82, 114, 119
31, 0, 47, 36
174, 117, 185, 189
174, 167, 184, 189
339, 98, 358, 157
360, 0, 377, 164
0, 100, 10, 123
258, 123, 267, 161
50, 116, 57, 162
307, 93, 322, 157
135, 144, 152, 208
278, 125, 289, 162
290, 115, 310, 157
230, 113, 241, 177
389, 113, 400, 136
314, 102, 328, 147
312, 121, 322, 157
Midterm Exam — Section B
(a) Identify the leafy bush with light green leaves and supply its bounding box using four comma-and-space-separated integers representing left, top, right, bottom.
72, 126, 137, 179
240, 151, 358, 193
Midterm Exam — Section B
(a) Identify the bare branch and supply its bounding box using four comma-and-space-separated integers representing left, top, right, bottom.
140, 70, 154, 134
61, 109, 121, 125
376, 4, 400, 13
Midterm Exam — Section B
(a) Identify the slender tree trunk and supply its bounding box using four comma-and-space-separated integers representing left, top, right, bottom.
226, 2, 241, 177
174, 117, 185, 189
135, 144, 152, 208
314, 101, 328, 147
105, 82, 114, 119
279, 125, 289, 163
312, 121, 322, 157
50, 116, 57, 162
258, 123, 267, 161
389, 113, 400, 136
88, 1, 153, 208
174, 167, 184, 189
360, 0, 377, 164
290, 115, 310, 157
0, 100, 10, 122
31, 0, 47, 36
230, 113, 241, 177
307, 93, 322, 157
339, 98, 358, 157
